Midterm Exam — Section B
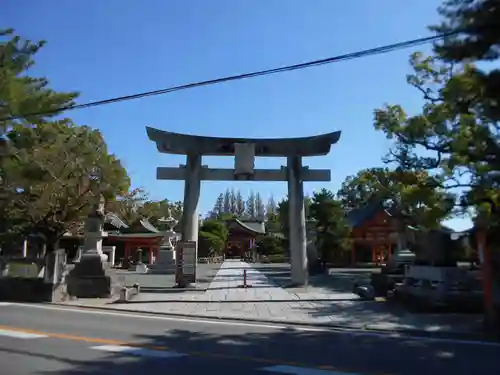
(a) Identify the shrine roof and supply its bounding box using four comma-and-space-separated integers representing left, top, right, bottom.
146, 127, 341, 157
228, 219, 266, 235
139, 219, 161, 233
104, 213, 161, 234
346, 202, 391, 228
105, 213, 129, 230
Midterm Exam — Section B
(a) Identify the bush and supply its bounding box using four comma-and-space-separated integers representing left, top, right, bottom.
256, 235, 284, 256
199, 231, 225, 257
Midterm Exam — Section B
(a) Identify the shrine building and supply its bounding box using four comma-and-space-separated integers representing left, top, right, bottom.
103, 213, 171, 265
224, 219, 266, 258
346, 201, 420, 265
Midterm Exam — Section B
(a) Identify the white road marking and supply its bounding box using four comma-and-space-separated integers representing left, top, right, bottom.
0, 328, 48, 339
90, 345, 186, 359
7, 303, 500, 348
10, 303, 299, 330
0, 302, 13, 306
261, 364, 357, 375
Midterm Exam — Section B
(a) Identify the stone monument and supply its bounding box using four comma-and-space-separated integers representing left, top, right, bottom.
146, 127, 341, 286
67, 196, 111, 298
148, 210, 178, 274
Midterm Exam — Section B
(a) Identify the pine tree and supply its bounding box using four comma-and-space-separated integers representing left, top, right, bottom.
229, 188, 237, 214
245, 191, 256, 219
0, 29, 79, 133
255, 192, 266, 220
266, 195, 277, 219
235, 190, 246, 217
212, 193, 224, 218
223, 188, 231, 214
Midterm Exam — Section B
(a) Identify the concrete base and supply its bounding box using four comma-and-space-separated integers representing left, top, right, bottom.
135, 263, 149, 273
66, 276, 111, 298
128, 263, 149, 273
148, 266, 176, 275
148, 248, 175, 274
66, 251, 111, 298
0, 278, 57, 302
176, 281, 197, 289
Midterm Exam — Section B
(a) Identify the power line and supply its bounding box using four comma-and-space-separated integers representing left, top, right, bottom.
3, 31, 460, 121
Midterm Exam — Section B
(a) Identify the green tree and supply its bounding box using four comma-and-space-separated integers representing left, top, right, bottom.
246, 191, 256, 219
310, 189, 351, 262
276, 196, 312, 237
223, 188, 231, 214
337, 167, 454, 228
256, 234, 284, 256
235, 190, 246, 217
229, 188, 237, 215
430, 0, 500, 222
374, 52, 497, 213
431, 0, 500, 122
0, 29, 78, 133
106, 188, 148, 224
431, 0, 500, 62
199, 219, 228, 256
255, 192, 265, 220
266, 195, 278, 219
138, 199, 182, 227
208, 193, 224, 219
4, 121, 130, 251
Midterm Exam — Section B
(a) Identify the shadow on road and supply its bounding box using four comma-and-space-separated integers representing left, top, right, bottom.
23, 323, 500, 375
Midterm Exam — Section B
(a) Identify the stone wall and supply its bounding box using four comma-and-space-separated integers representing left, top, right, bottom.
0, 250, 70, 303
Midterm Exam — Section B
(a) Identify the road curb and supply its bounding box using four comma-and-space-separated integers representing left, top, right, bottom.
47, 302, 495, 343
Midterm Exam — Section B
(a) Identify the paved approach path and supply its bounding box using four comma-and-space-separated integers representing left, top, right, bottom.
61, 261, 484, 337
203, 260, 330, 301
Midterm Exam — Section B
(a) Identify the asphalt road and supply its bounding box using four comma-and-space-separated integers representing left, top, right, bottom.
0, 302, 499, 375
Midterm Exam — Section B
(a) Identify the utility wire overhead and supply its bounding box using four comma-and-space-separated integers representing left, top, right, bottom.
3, 31, 460, 121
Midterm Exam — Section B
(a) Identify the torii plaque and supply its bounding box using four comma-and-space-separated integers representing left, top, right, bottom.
146, 127, 341, 286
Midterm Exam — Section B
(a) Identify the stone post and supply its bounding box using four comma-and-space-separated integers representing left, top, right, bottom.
181, 153, 202, 255
136, 248, 143, 264
287, 155, 308, 286
108, 246, 116, 266
22, 238, 28, 258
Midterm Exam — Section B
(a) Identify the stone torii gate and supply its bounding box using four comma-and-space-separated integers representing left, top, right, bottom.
146, 127, 341, 286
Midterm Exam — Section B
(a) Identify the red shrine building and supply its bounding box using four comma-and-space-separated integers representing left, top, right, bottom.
344, 202, 420, 265
103, 213, 170, 265
224, 219, 266, 258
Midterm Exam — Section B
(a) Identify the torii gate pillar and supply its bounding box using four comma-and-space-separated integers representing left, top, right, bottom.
287, 155, 308, 285
182, 153, 202, 249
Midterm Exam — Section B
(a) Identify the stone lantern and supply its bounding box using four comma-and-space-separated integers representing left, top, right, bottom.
148, 209, 179, 274
159, 209, 179, 250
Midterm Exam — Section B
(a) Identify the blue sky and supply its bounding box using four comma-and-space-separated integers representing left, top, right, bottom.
1, 1, 472, 230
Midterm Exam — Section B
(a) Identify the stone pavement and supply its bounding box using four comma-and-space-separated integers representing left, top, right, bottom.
61, 260, 485, 336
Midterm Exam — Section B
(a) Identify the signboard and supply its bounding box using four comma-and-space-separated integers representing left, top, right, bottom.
6, 262, 39, 279
234, 143, 255, 175
175, 241, 197, 286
